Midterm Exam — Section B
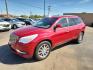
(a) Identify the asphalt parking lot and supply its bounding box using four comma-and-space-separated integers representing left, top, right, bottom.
0, 27, 93, 70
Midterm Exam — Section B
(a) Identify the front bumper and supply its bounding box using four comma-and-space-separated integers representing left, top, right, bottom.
0, 25, 11, 30
8, 41, 37, 59
16, 24, 26, 28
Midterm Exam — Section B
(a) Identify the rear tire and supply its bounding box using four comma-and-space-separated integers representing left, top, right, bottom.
75, 32, 84, 44
91, 23, 93, 27
34, 41, 51, 61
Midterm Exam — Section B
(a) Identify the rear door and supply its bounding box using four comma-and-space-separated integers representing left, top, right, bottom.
68, 18, 81, 39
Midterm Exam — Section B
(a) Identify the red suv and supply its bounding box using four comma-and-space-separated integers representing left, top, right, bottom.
9, 15, 85, 60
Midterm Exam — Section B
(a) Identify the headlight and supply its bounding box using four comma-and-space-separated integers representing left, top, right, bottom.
19, 34, 38, 44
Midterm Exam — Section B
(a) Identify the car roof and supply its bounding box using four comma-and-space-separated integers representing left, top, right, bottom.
51, 15, 79, 18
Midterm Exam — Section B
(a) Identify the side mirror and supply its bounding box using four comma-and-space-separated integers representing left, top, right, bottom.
54, 24, 62, 31
56, 24, 62, 28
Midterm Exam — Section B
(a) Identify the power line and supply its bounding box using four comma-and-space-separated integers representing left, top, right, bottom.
10, 1, 43, 10
6, 0, 45, 16
3, 0, 60, 16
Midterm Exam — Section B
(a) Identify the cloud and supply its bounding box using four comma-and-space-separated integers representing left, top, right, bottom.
79, 0, 92, 4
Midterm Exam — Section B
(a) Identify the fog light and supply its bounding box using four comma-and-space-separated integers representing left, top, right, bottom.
15, 49, 27, 55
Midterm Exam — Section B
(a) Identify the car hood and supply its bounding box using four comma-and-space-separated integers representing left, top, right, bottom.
12, 21, 24, 24
13, 26, 47, 37
17, 21, 24, 23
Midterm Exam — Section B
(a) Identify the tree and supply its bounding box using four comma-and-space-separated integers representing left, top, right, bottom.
20, 15, 28, 18
29, 15, 43, 19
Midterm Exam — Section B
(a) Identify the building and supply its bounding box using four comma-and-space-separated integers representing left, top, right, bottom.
0, 14, 14, 18
63, 13, 93, 26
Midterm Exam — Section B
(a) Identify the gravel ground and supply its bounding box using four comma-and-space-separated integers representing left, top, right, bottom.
0, 27, 93, 70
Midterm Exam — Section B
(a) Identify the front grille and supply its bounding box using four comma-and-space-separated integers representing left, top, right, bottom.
9, 34, 19, 44
3, 24, 10, 27
0, 24, 10, 27
22, 23, 25, 25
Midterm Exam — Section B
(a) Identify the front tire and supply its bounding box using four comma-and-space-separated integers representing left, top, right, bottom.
13, 24, 18, 29
34, 41, 51, 60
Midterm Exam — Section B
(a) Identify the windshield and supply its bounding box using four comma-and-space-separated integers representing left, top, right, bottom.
26, 19, 34, 21
17, 18, 25, 21
33, 17, 58, 28
12, 19, 21, 22
0, 19, 4, 22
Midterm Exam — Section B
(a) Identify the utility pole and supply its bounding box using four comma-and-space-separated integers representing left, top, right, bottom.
29, 10, 32, 18
0, 8, 2, 15
5, 0, 9, 18
48, 6, 51, 17
44, 0, 45, 17
0, 1, 2, 15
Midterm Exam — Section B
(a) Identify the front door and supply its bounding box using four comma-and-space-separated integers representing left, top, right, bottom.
52, 18, 70, 47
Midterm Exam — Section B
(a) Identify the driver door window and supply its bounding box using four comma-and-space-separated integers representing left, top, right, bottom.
57, 18, 68, 27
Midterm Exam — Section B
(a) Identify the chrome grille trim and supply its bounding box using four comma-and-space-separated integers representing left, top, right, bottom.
9, 34, 19, 44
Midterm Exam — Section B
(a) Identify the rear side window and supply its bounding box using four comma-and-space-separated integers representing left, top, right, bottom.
68, 18, 76, 26
73, 18, 82, 24
57, 18, 68, 27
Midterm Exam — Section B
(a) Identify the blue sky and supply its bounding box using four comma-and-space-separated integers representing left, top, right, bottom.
0, 0, 93, 16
